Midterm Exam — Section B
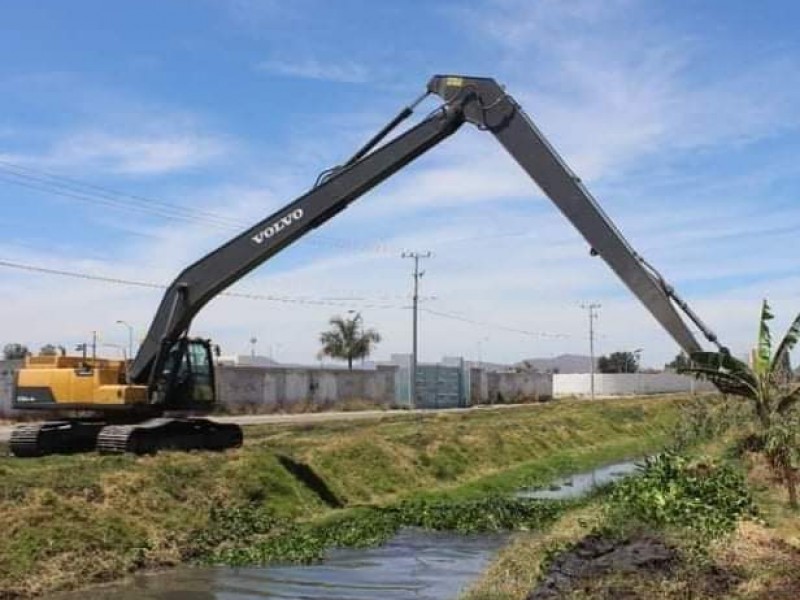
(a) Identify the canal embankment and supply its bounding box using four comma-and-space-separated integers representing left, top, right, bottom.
0, 396, 688, 598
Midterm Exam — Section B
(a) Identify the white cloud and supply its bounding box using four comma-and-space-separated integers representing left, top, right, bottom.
460, 0, 800, 174
256, 57, 369, 84
51, 131, 227, 175
2, 130, 230, 176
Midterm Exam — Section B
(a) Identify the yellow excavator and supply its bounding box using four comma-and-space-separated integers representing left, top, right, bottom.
10, 75, 724, 457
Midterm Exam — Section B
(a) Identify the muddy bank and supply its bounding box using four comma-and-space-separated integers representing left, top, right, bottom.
528, 534, 677, 599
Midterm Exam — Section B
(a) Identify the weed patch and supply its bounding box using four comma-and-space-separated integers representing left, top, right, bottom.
200, 496, 571, 567
605, 452, 757, 544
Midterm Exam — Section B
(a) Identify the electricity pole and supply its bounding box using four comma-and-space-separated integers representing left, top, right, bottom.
402, 251, 431, 409
116, 320, 134, 383
580, 303, 600, 401
634, 348, 643, 395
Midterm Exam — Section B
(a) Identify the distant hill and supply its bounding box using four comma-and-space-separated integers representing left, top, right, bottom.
515, 354, 595, 374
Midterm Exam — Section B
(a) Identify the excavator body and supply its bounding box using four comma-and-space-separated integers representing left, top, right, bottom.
14, 355, 147, 409
10, 338, 242, 457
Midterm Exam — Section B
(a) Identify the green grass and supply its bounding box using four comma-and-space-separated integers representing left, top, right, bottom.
0, 396, 685, 597
463, 418, 800, 600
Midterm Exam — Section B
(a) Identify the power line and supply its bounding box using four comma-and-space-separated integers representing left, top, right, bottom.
0, 258, 400, 309
0, 160, 246, 227
419, 307, 571, 339
0, 160, 400, 255
0, 169, 239, 229
0, 160, 550, 258
0, 257, 574, 340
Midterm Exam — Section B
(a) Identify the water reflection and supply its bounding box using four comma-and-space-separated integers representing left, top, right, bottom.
517, 459, 640, 500
47, 529, 507, 600
46, 461, 643, 600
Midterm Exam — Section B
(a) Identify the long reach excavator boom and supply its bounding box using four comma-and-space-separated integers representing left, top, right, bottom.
11, 75, 722, 457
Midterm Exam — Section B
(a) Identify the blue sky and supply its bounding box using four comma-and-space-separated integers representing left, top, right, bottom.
1, 0, 799, 367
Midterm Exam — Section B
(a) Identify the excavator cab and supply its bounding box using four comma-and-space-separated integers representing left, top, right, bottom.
156, 338, 216, 410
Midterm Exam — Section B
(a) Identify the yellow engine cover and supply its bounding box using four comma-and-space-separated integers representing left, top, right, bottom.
14, 355, 149, 409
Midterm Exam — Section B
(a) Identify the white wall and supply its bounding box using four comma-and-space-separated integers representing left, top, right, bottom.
553, 372, 715, 397
469, 369, 553, 404
216, 364, 399, 411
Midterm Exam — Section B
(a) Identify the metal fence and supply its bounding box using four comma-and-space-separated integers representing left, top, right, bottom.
414, 362, 467, 409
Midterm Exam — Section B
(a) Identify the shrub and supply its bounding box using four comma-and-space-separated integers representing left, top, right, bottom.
606, 452, 756, 543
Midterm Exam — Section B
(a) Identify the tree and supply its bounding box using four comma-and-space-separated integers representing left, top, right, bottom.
318, 313, 381, 370
3, 343, 29, 360
39, 344, 58, 356
597, 351, 639, 373
665, 352, 690, 371
679, 300, 800, 507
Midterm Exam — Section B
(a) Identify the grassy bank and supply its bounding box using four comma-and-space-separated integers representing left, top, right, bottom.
0, 397, 683, 597
465, 404, 800, 600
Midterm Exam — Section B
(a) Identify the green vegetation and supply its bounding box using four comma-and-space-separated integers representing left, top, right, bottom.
318, 312, 381, 370
680, 300, 800, 507
597, 350, 640, 373
603, 452, 756, 545
2, 342, 28, 360
0, 397, 681, 597
465, 454, 758, 600
679, 300, 800, 430
202, 497, 568, 566
465, 391, 800, 600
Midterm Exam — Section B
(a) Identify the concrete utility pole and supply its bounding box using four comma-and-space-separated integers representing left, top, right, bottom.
402, 251, 432, 409
116, 320, 134, 383
581, 303, 600, 401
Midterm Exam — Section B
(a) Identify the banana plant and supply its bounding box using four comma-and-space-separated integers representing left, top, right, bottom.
679, 300, 800, 507
764, 418, 800, 508
679, 300, 800, 428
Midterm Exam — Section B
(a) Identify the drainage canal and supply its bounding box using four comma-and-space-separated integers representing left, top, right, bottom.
46, 460, 640, 600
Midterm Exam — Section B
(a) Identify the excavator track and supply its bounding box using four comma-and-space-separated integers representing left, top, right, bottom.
9, 421, 104, 457
9, 418, 242, 457
96, 418, 243, 455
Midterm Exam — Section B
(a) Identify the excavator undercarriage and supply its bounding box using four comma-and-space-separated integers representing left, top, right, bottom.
9, 418, 243, 457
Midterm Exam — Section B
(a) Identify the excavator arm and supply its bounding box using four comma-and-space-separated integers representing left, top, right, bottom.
132, 74, 722, 394
426, 75, 721, 355
130, 97, 465, 385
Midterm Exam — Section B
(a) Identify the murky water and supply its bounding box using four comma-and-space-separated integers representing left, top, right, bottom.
48, 529, 508, 600
517, 459, 641, 500
46, 460, 641, 600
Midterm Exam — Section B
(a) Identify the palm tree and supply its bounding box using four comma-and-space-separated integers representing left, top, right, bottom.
318, 313, 381, 370
679, 300, 800, 507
